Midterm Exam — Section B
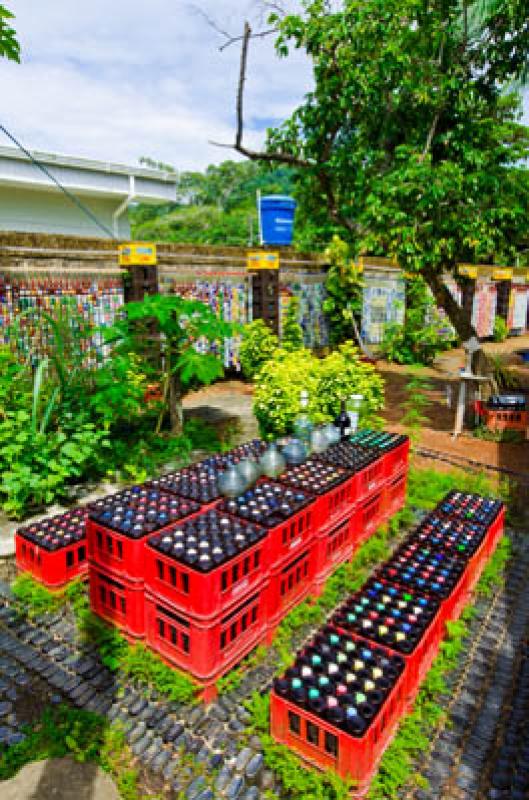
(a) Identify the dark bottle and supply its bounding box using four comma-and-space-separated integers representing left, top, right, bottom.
334, 400, 351, 441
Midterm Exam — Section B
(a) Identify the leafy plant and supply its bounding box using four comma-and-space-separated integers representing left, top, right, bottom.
282, 296, 304, 351
239, 319, 279, 379
11, 574, 64, 617
323, 235, 365, 346
400, 368, 433, 445
493, 315, 509, 342
253, 342, 384, 438
381, 278, 456, 365
104, 295, 234, 434
0, 4, 19, 62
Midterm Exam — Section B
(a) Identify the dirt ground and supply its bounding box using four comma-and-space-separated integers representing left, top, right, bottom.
183, 336, 529, 480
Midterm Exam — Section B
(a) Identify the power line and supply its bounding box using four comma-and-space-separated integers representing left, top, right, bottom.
0, 123, 116, 239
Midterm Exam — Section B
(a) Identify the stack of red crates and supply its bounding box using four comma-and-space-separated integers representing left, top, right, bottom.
86, 487, 201, 639
15, 508, 88, 589
143, 508, 271, 700
270, 490, 505, 796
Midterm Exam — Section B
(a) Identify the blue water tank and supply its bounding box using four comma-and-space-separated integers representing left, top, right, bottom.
259, 195, 297, 246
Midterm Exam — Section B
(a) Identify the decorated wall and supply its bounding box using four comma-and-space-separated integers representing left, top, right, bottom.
361, 271, 406, 345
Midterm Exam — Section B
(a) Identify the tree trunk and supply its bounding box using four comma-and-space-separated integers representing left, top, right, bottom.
168, 374, 184, 435
422, 265, 476, 342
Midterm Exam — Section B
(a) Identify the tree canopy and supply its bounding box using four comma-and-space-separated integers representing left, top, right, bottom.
230, 0, 529, 340
130, 159, 299, 246
0, 5, 19, 62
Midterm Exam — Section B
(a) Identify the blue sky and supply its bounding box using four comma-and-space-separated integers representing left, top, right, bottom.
0, 1, 310, 170
1, 1, 527, 172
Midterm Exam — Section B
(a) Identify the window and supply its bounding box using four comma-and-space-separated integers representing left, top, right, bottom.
157, 560, 164, 580
169, 566, 177, 586
324, 732, 338, 757
170, 626, 177, 645
106, 535, 113, 554
306, 722, 320, 746
157, 619, 165, 638
181, 573, 189, 594
66, 551, 74, 568
96, 531, 103, 549
78, 546, 86, 563
288, 712, 300, 735
181, 633, 190, 653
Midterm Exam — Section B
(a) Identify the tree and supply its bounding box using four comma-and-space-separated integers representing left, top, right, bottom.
223, 2, 529, 343
0, 5, 19, 62
104, 295, 234, 434
282, 296, 304, 350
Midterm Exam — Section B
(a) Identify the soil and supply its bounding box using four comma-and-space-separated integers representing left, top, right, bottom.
183, 340, 529, 479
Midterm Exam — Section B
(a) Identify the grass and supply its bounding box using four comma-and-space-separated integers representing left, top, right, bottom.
12, 575, 197, 706
0, 705, 155, 799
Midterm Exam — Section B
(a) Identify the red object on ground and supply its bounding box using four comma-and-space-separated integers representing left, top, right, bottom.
270, 632, 409, 795
15, 508, 88, 589
144, 586, 268, 684
265, 544, 318, 640
474, 400, 528, 433
382, 439, 410, 480
88, 564, 145, 638
144, 533, 269, 619
383, 469, 408, 521
16, 535, 88, 590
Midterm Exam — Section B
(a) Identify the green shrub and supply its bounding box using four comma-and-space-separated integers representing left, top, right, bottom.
281, 296, 304, 351
253, 342, 384, 438
239, 320, 280, 379
493, 315, 509, 342
380, 277, 455, 365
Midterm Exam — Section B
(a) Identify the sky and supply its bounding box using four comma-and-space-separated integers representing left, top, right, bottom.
0, 0, 311, 171
1, 1, 528, 174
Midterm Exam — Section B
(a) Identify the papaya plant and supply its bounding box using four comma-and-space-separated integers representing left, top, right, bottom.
103, 295, 235, 434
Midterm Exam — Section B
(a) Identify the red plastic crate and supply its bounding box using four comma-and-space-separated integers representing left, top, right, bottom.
382, 439, 410, 480
353, 456, 387, 502
266, 544, 317, 639
16, 535, 88, 590
144, 534, 268, 619
383, 469, 408, 522
331, 578, 445, 703
89, 564, 145, 638
270, 632, 409, 793
145, 587, 267, 682
312, 514, 355, 593
356, 489, 386, 544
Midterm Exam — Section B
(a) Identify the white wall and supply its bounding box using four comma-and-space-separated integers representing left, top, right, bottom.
0, 185, 130, 238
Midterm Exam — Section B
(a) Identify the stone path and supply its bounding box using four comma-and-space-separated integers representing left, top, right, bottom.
1, 757, 120, 800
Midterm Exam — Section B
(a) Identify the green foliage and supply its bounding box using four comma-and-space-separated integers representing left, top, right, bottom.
0, 5, 19, 62
216, 645, 267, 695
282, 296, 304, 351
406, 465, 504, 510
239, 320, 280, 379
475, 535, 512, 597
323, 236, 364, 345
73, 603, 197, 703
130, 160, 300, 246
105, 294, 233, 434
11, 574, 64, 618
400, 368, 433, 445
487, 353, 521, 391
0, 705, 147, 799
265, 0, 529, 339
493, 316, 509, 342
381, 278, 455, 365
253, 342, 384, 438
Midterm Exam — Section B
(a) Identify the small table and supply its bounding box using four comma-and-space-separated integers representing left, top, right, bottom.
452, 372, 491, 437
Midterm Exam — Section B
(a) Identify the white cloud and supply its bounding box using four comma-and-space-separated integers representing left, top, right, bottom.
1, 2, 528, 171
0, 0, 310, 169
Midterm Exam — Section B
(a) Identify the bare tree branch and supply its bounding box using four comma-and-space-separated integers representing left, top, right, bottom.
190, 4, 277, 51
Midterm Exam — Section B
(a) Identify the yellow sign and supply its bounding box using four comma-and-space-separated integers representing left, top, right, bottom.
492, 268, 513, 281
119, 243, 157, 266
247, 251, 279, 271
457, 264, 478, 279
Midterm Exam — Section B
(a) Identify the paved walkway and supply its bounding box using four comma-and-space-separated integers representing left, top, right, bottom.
1, 758, 120, 800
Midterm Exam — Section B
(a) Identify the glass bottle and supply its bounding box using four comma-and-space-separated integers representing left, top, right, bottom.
293, 390, 313, 449
259, 442, 286, 479
334, 399, 351, 440
347, 394, 363, 435
218, 463, 248, 498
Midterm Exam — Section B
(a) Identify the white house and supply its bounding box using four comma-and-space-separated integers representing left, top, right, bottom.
0, 146, 177, 238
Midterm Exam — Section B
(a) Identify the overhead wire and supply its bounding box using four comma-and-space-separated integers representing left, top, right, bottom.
0, 123, 116, 239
